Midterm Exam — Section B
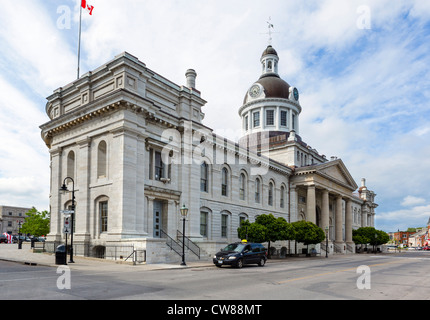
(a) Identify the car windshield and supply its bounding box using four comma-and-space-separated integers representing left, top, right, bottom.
223, 243, 246, 252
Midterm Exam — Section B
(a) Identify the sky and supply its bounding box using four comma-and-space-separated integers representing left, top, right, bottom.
0, 0, 429, 233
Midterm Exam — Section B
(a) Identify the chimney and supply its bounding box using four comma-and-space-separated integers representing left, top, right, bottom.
361, 178, 366, 188
185, 69, 197, 88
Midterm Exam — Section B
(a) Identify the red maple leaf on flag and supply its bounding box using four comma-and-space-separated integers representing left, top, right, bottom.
81, 0, 94, 15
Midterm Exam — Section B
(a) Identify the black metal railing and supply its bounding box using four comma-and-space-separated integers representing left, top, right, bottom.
177, 230, 200, 259
161, 229, 182, 257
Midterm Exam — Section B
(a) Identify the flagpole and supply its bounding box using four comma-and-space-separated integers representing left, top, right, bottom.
77, 2, 82, 79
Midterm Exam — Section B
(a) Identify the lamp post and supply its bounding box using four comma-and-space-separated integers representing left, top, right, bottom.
60, 177, 75, 263
17, 220, 23, 250
180, 204, 188, 266
325, 226, 329, 258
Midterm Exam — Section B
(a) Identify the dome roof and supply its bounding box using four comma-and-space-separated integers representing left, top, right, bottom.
256, 74, 290, 99
261, 45, 278, 57
243, 74, 290, 104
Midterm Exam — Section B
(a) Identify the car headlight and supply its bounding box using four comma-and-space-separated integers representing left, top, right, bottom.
228, 256, 237, 260
213, 255, 217, 259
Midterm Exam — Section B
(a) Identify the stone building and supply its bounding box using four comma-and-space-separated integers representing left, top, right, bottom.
40, 45, 377, 262
0, 205, 32, 235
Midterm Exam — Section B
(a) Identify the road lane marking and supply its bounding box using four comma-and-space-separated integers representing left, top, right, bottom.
277, 259, 410, 285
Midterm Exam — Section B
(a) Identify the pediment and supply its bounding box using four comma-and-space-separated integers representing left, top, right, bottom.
316, 160, 358, 190
295, 159, 358, 191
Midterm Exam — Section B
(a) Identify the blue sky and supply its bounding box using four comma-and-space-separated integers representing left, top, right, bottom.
0, 0, 429, 232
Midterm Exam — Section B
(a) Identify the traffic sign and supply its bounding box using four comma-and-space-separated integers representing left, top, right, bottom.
63, 216, 71, 234
60, 210, 74, 214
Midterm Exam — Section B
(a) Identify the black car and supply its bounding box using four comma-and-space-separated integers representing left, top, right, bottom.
213, 242, 267, 268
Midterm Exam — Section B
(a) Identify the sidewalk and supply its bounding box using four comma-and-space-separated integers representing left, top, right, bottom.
0, 243, 214, 271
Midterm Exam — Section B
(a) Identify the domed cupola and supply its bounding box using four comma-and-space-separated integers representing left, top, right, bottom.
239, 45, 302, 139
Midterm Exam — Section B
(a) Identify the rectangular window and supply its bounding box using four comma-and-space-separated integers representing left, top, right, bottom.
239, 174, 245, 200
292, 114, 296, 130
221, 168, 228, 196
201, 163, 208, 192
100, 201, 108, 233
149, 148, 153, 180
244, 115, 249, 131
266, 110, 274, 126
255, 179, 260, 203
200, 212, 208, 237
154, 151, 164, 181
253, 111, 260, 127
221, 214, 228, 238
280, 111, 287, 127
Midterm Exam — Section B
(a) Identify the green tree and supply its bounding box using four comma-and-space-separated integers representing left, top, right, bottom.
291, 220, 326, 254
20, 207, 50, 237
255, 214, 295, 257
353, 227, 390, 252
237, 214, 295, 257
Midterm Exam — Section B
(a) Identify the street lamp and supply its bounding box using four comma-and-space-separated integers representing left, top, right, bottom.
60, 177, 75, 263
180, 204, 188, 266
17, 220, 23, 250
325, 226, 329, 258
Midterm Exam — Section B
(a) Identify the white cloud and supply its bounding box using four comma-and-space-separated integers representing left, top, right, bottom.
402, 196, 426, 207
0, 0, 76, 94
0, 76, 50, 210
377, 204, 430, 232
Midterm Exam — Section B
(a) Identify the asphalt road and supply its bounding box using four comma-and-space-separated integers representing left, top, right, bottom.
1, 252, 430, 301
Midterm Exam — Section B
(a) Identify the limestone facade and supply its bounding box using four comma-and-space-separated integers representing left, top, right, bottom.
40, 48, 377, 262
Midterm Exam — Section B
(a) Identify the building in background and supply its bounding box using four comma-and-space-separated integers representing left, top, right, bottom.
0, 205, 31, 235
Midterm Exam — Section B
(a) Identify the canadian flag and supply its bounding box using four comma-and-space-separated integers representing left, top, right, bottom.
81, 0, 94, 15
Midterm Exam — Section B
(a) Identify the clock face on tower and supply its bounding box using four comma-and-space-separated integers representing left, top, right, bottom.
249, 84, 261, 98
293, 88, 299, 101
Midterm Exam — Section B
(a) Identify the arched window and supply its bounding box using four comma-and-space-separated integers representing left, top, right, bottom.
221, 167, 228, 196
280, 185, 285, 208
97, 141, 107, 178
67, 151, 75, 179
200, 162, 208, 192
239, 173, 246, 200
268, 182, 274, 206
255, 178, 261, 203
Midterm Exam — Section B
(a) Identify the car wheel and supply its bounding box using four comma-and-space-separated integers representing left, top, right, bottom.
236, 259, 243, 268
258, 257, 265, 267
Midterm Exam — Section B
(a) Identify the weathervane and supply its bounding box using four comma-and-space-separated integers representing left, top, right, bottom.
265, 17, 276, 45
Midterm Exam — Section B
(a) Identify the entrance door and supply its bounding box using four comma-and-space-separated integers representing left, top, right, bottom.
153, 201, 163, 238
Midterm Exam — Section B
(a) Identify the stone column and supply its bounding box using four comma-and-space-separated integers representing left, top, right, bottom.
361, 208, 368, 227
306, 185, 316, 224
335, 195, 343, 244
345, 198, 353, 244
321, 189, 330, 239
289, 185, 297, 222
